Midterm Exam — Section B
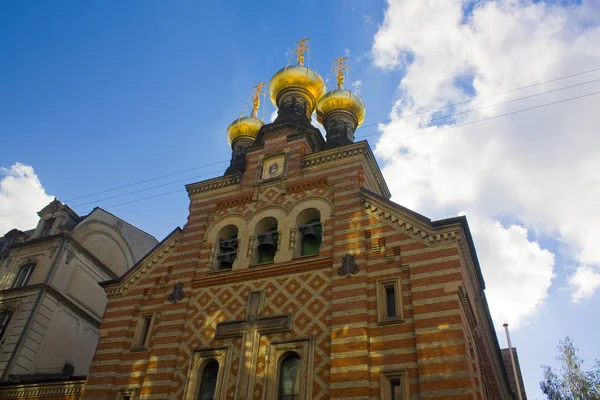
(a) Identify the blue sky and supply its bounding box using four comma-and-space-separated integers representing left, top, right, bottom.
2, 1, 600, 398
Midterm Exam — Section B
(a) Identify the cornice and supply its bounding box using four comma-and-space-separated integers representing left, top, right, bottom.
9, 234, 117, 280
301, 141, 391, 198
286, 177, 328, 194
186, 174, 241, 197
362, 195, 459, 246
192, 257, 332, 289
105, 230, 181, 298
0, 379, 84, 399
0, 284, 101, 328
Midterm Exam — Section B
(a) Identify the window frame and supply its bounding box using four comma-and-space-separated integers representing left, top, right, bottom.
376, 277, 403, 324
13, 263, 35, 288
183, 347, 231, 400
130, 313, 155, 351
278, 352, 301, 399
39, 217, 56, 238
0, 311, 13, 343
380, 369, 409, 400
115, 389, 137, 400
264, 338, 314, 400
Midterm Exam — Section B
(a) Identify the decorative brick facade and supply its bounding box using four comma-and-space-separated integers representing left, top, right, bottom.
81, 124, 513, 399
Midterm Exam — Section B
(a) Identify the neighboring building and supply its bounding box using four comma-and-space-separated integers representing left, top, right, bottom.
501, 348, 527, 400
0, 199, 158, 399
81, 40, 523, 400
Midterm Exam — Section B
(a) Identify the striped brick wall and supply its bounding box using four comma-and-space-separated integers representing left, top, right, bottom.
81, 129, 511, 399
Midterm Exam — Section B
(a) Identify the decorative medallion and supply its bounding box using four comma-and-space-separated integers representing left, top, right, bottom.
338, 253, 360, 278
262, 154, 286, 180
65, 251, 75, 265
168, 282, 184, 303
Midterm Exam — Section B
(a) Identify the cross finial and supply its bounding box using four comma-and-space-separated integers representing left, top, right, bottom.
333, 56, 349, 90
295, 37, 310, 66
251, 81, 265, 117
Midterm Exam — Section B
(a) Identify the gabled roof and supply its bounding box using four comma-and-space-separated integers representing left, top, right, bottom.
361, 188, 485, 288
37, 198, 80, 221
100, 227, 182, 291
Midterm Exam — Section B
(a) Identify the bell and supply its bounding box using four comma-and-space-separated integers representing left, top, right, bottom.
302, 224, 320, 246
218, 252, 236, 270
219, 238, 238, 254
257, 231, 278, 257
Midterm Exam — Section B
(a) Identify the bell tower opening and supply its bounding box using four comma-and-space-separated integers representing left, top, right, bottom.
254, 217, 279, 264
216, 225, 239, 271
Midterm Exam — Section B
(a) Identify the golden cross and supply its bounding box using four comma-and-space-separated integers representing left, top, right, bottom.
295, 37, 310, 66
333, 55, 349, 90
251, 81, 265, 115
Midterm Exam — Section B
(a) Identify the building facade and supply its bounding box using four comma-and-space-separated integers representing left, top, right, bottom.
0, 199, 157, 399
81, 42, 518, 400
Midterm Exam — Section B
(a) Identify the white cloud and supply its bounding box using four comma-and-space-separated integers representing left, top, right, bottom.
370, 0, 600, 316
569, 265, 600, 302
0, 163, 53, 234
467, 214, 555, 327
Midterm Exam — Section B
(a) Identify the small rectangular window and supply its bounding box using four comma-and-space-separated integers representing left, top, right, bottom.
0, 312, 13, 341
380, 370, 407, 400
13, 264, 35, 288
377, 278, 403, 324
390, 378, 401, 400
39, 218, 55, 238
116, 390, 136, 400
385, 285, 397, 318
132, 314, 154, 350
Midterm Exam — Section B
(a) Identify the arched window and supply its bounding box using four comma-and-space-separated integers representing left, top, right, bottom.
278, 353, 300, 400
216, 225, 239, 270
255, 217, 278, 264
198, 359, 219, 400
296, 208, 322, 257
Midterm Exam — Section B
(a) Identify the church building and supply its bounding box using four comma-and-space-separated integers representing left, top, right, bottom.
81, 39, 517, 400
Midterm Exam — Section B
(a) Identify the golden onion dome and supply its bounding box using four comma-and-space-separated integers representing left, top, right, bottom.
316, 89, 366, 126
226, 116, 264, 146
226, 82, 266, 146
268, 65, 326, 108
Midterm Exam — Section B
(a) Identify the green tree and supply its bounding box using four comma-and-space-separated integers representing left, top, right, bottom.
540, 337, 600, 399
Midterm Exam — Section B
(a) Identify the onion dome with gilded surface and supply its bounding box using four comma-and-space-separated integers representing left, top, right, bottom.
317, 56, 366, 148
268, 38, 326, 117
226, 82, 266, 146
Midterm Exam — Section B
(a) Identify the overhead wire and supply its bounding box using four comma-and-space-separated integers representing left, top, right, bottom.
356, 65, 600, 130
2, 66, 600, 225
355, 77, 600, 139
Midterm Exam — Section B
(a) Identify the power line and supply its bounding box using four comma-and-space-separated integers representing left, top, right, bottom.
356, 77, 600, 139
66, 160, 229, 202
374, 89, 600, 145
95, 189, 184, 210
0, 160, 230, 222
356, 65, 600, 130
2, 67, 600, 224
8, 87, 594, 222
70, 170, 222, 208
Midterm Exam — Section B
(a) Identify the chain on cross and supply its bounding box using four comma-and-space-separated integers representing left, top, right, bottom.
333, 55, 349, 90
295, 37, 310, 66
251, 81, 265, 115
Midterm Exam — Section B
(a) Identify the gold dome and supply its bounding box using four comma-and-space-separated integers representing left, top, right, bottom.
268, 65, 326, 108
316, 89, 366, 126
226, 116, 264, 145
